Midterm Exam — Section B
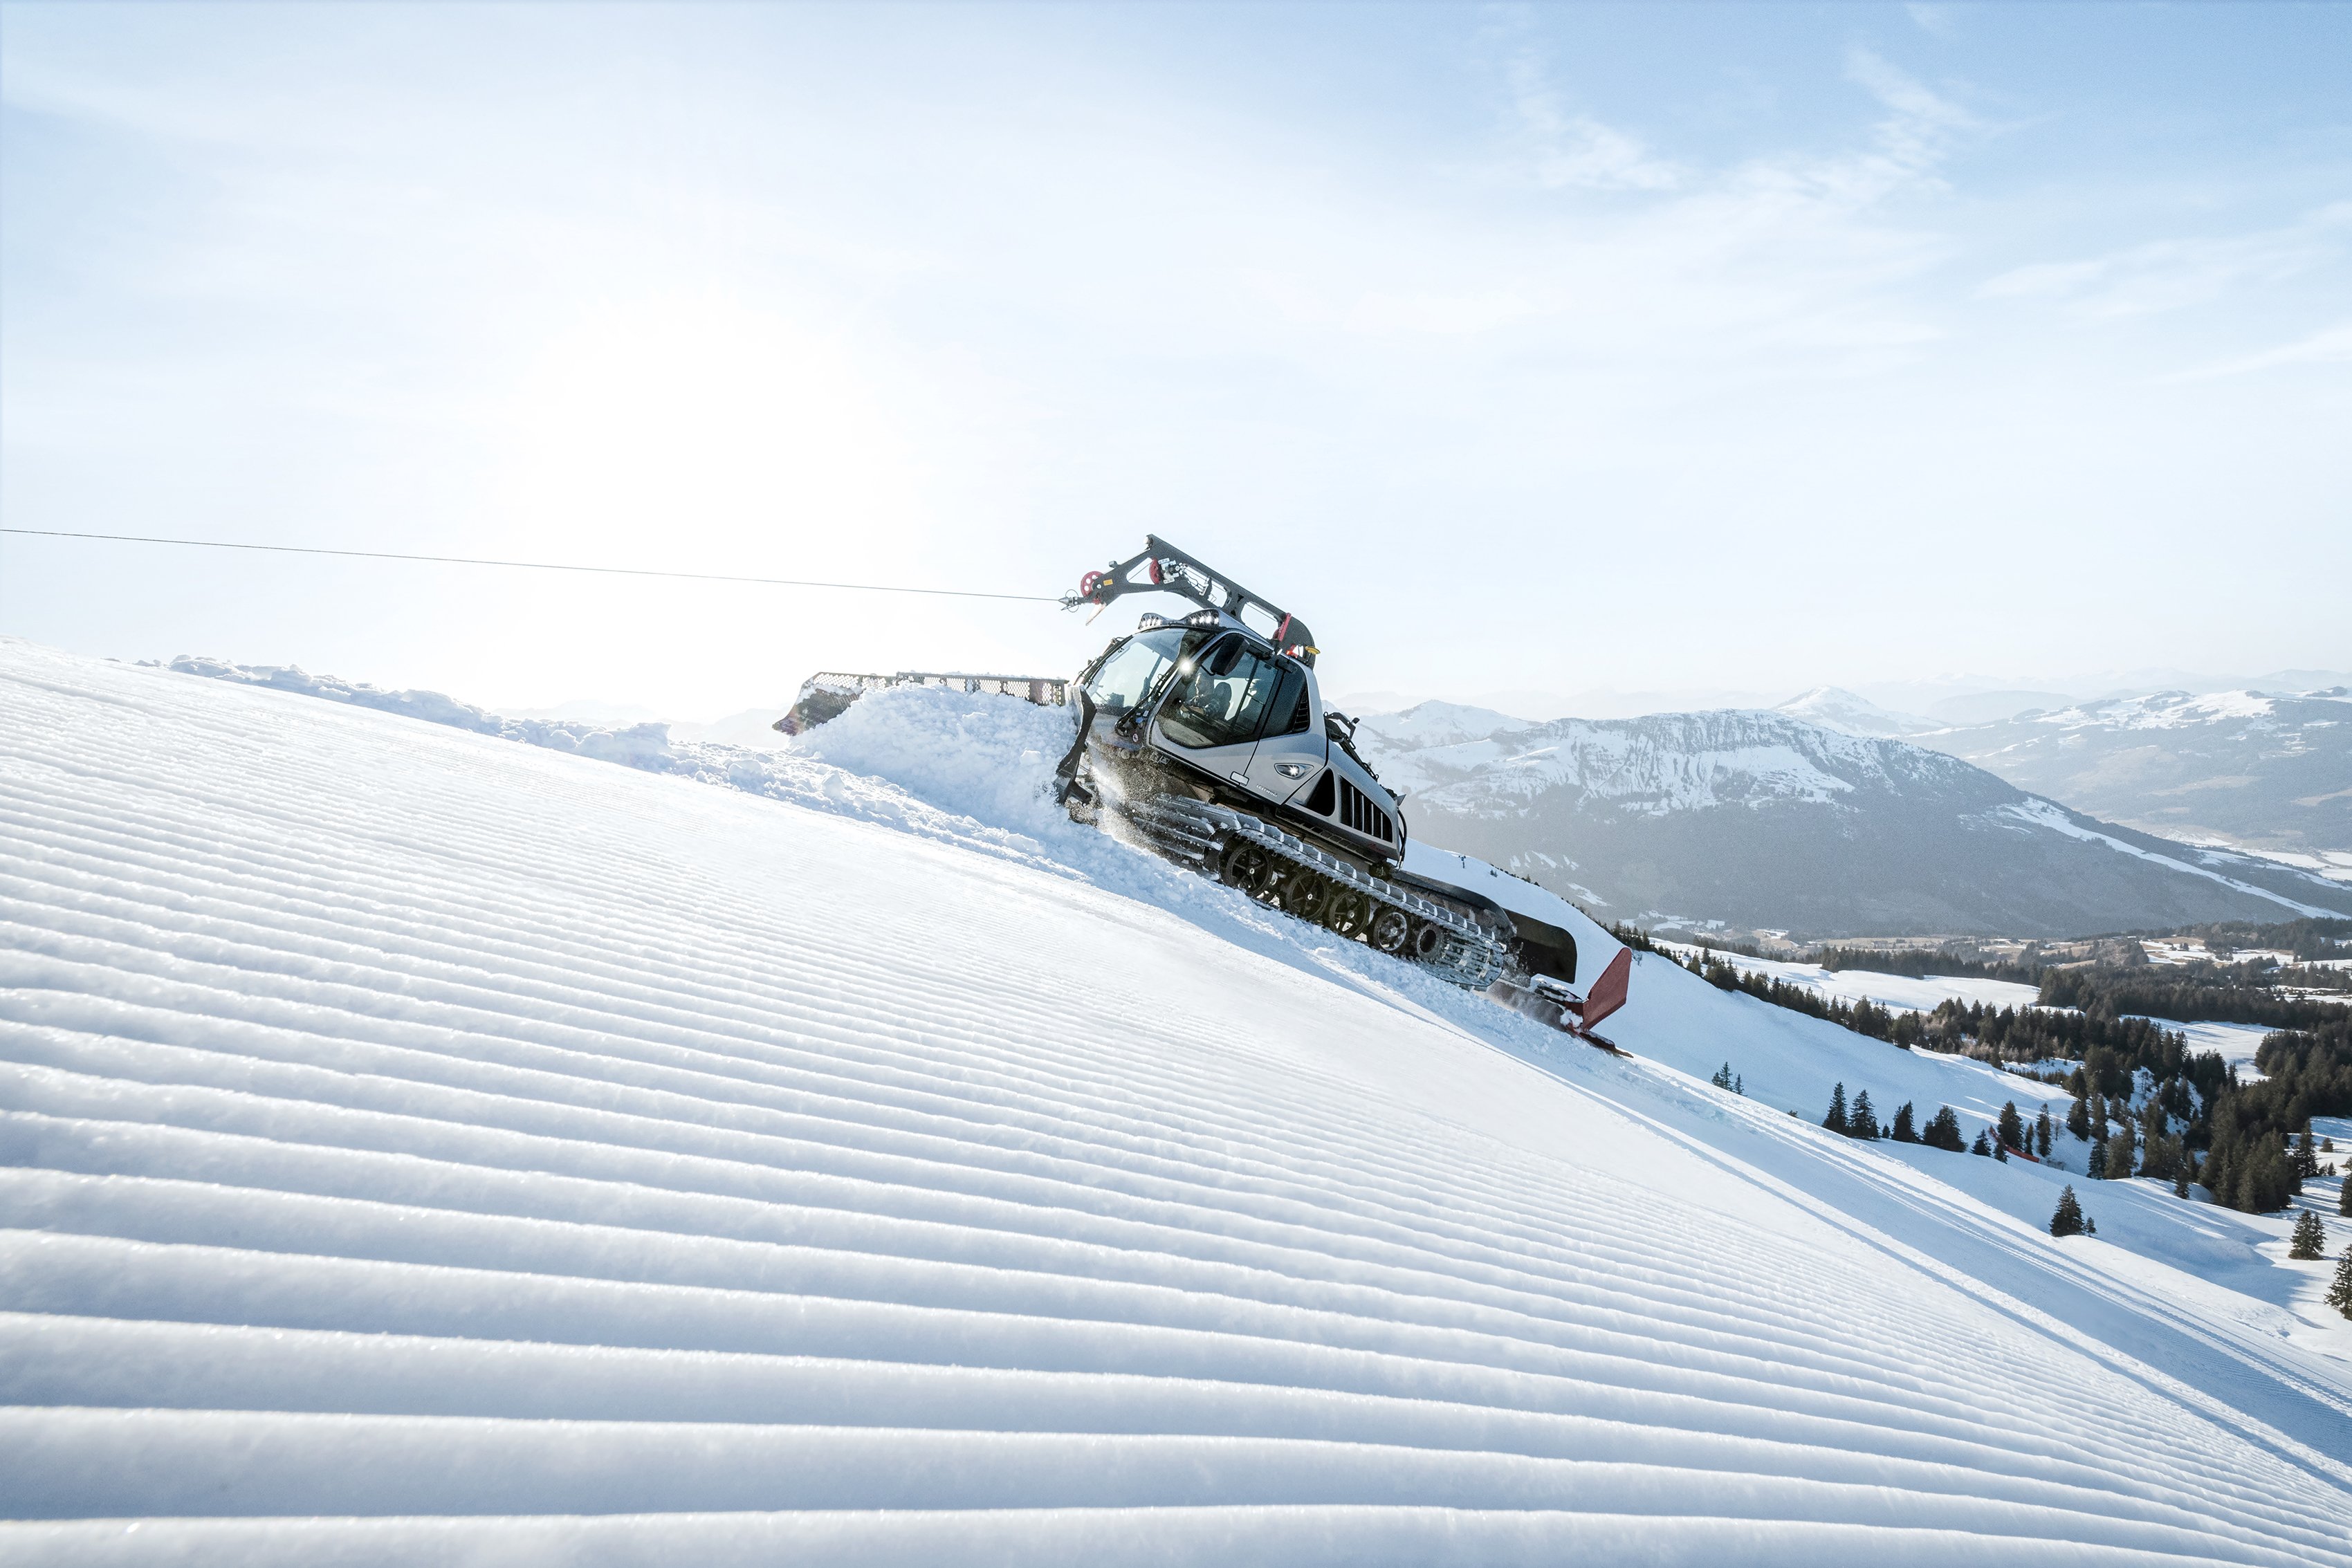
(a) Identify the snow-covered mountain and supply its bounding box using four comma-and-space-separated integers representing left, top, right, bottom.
1913, 688, 2352, 870
1772, 685, 1938, 738
1357, 703, 2352, 937
1350, 700, 1533, 750
5, 637, 2349, 1559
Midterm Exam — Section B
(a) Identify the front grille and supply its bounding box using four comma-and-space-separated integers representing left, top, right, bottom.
1337, 777, 1394, 843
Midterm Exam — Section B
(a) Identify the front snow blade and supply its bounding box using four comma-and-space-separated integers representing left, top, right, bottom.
1565, 947, 1632, 1036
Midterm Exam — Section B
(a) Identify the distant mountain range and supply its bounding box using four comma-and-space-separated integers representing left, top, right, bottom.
1356, 702, 2352, 940
1774, 685, 2352, 876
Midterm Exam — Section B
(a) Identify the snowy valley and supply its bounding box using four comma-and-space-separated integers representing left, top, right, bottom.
2, 637, 2348, 1563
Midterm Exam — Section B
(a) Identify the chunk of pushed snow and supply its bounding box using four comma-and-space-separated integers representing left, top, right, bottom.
786, 681, 1081, 842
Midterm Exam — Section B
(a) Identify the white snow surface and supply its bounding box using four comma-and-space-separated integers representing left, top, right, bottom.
1655, 947, 2045, 1017
2128, 1018, 2280, 1076
4, 638, 2351, 1565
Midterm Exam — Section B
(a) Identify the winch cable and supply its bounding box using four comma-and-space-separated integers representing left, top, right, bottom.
0, 527, 1062, 604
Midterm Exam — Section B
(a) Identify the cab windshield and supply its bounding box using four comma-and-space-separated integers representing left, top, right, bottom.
1084, 626, 1203, 713
1158, 634, 1287, 751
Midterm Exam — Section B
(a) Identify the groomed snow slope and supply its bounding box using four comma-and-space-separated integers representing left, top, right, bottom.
3, 640, 2350, 1566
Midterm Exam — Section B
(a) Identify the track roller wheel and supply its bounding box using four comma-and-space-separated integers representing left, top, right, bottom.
1410, 921, 1446, 960
1278, 870, 1330, 922
1219, 839, 1274, 896
1325, 887, 1370, 938
1369, 905, 1413, 954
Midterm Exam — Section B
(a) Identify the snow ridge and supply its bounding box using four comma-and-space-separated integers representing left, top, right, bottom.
2014, 690, 2308, 734
3, 641, 2349, 1564
1773, 687, 1938, 738
162, 654, 1072, 875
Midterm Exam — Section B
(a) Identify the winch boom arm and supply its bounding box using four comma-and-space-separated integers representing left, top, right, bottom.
1065, 535, 1319, 665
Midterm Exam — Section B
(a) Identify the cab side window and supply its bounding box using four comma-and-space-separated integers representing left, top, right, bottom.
1262, 661, 1310, 737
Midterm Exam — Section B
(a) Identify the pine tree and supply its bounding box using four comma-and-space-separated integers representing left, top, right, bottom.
2035, 1107, 2052, 1158
2340, 1172, 2351, 1218
1994, 1138, 2010, 1163
2050, 1186, 2086, 1237
1891, 1102, 1918, 1143
2295, 1126, 2319, 1181
2087, 1138, 2107, 1180
2329, 1255, 2352, 1321
1850, 1091, 1880, 1141
2289, 1210, 2325, 1260
2205, 1140, 2237, 1210
1924, 1106, 1964, 1152
1711, 1062, 1734, 1090
1971, 1129, 1992, 1156
2174, 1164, 2190, 1199
1823, 1083, 1849, 1136
1734, 1073, 1743, 1096
2066, 1096, 2091, 1141
2231, 1142, 2296, 1213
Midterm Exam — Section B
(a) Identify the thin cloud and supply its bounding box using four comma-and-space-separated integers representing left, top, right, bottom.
1980, 202, 2352, 317
1836, 48, 1978, 196
1525, 111, 1684, 193
2168, 320, 2352, 381
1716, 48, 1980, 214
1907, 5, 1961, 41
1485, 31, 1682, 192
1363, 37, 1974, 367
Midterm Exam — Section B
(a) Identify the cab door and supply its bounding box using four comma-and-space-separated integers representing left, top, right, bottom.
1148, 635, 1285, 792
1239, 657, 1325, 805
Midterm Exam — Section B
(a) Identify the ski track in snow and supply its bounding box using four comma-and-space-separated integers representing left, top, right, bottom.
2, 640, 2350, 1566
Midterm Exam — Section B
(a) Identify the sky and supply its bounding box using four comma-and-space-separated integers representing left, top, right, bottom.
3, 1, 2348, 723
